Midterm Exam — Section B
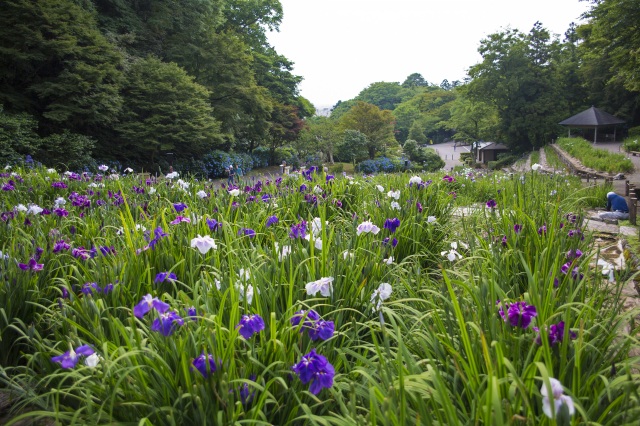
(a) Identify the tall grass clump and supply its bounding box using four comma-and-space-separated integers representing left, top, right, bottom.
557, 137, 634, 173
0, 164, 638, 425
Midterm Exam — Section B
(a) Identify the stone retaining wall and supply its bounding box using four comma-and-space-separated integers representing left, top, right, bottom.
550, 144, 613, 181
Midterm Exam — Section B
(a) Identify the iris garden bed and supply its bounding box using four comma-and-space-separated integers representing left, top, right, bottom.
0, 165, 638, 425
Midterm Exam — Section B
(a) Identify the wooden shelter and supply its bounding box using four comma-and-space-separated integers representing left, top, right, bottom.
558, 106, 625, 143
476, 142, 509, 163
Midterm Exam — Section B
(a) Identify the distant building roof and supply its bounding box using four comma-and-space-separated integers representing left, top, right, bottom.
558, 106, 625, 127
478, 142, 508, 151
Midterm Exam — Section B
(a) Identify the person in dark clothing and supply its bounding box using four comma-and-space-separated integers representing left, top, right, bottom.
600, 191, 629, 220
227, 165, 235, 185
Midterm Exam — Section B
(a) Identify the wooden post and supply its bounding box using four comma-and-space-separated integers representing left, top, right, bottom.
630, 197, 637, 225
626, 180, 630, 196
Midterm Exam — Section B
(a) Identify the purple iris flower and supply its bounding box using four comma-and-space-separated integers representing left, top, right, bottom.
99, 245, 116, 256
18, 257, 43, 271
292, 349, 335, 395
382, 237, 398, 247
185, 306, 198, 320
290, 309, 320, 328
155, 271, 177, 283
238, 228, 256, 238
308, 320, 335, 341
51, 344, 95, 369
237, 314, 265, 339
53, 208, 68, 217
501, 235, 508, 247
103, 283, 114, 294
290, 310, 334, 341
299, 184, 307, 192
442, 175, 455, 183
81, 282, 101, 296
133, 294, 170, 318
266, 215, 279, 227
383, 218, 401, 233
560, 262, 571, 275
1, 183, 14, 191
333, 199, 343, 208
498, 301, 537, 329
151, 311, 184, 336
170, 216, 190, 225
326, 174, 334, 182
416, 201, 423, 213
206, 218, 222, 232
538, 225, 547, 235
566, 249, 583, 260
486, 199, 497, 209
534, 321, 577, 346
148, 227, 168, 249
173, 202, 187, 212
513, 224, 522, 233
289, 220, 307, 239
239, 375, 257, 405
192, 352, 218, 378
51, 181, 68, 189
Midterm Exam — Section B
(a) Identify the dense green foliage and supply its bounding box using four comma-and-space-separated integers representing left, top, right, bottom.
557, 137, 634, 173
0, 166, 638, 424
1, 0, 640, 176
0, 0, 310, 171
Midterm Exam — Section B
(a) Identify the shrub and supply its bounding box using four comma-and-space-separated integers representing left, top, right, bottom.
328, 163, 344, 173
356, 157, 402, 174
200, 151, 254, 178
36, 131, 95, 171
488, 153, 519, 170
628, 126, 640, 138
421, 149, 445, 172
622, 137, 640, 152
558, 137, 634, 173
0, 107, 43, 166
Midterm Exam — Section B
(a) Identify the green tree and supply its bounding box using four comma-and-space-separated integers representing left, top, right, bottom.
402, 73, 429, 88
356, 82, 405, 111
582, 0, 640, 93
0, 106, 43, 165
445, 94, 499, 142
0, 0, 123, 135
297, 117, 340, 163
338, 102, 398, 159
37, 131, 95, 171
336, 129, 369, 163
115, 57, 222, 167
466, 24, 568, 151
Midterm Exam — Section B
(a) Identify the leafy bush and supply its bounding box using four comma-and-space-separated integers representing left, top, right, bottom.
421, 148, 445, 172
0, 107, 44, 166
328, 163, 344, 173
200, 150, 254, 178
36, 131, 95, 171
356, 157, 402, 173
251, 146, 271, 168
488, 153, 519, 170
558, 137, 634, 173
628, 126, 640, 138
622, 136, 640, 152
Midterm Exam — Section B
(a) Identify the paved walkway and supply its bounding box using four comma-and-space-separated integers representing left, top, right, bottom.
432, 141, 467, 170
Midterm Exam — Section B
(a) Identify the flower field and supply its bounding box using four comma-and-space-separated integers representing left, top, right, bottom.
0, 165, 638, 425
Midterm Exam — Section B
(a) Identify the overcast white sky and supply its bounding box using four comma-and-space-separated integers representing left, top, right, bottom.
267, 0, 591, 108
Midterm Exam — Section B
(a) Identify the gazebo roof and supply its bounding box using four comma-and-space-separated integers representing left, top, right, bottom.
478, 142, 508, 151
558, 106, 625, 128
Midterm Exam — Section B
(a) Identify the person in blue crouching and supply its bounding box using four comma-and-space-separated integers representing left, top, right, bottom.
600, 191, 629, 220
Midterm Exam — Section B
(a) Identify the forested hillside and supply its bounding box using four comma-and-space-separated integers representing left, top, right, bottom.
1, 0, 639, 174
0, 0, 312, 172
